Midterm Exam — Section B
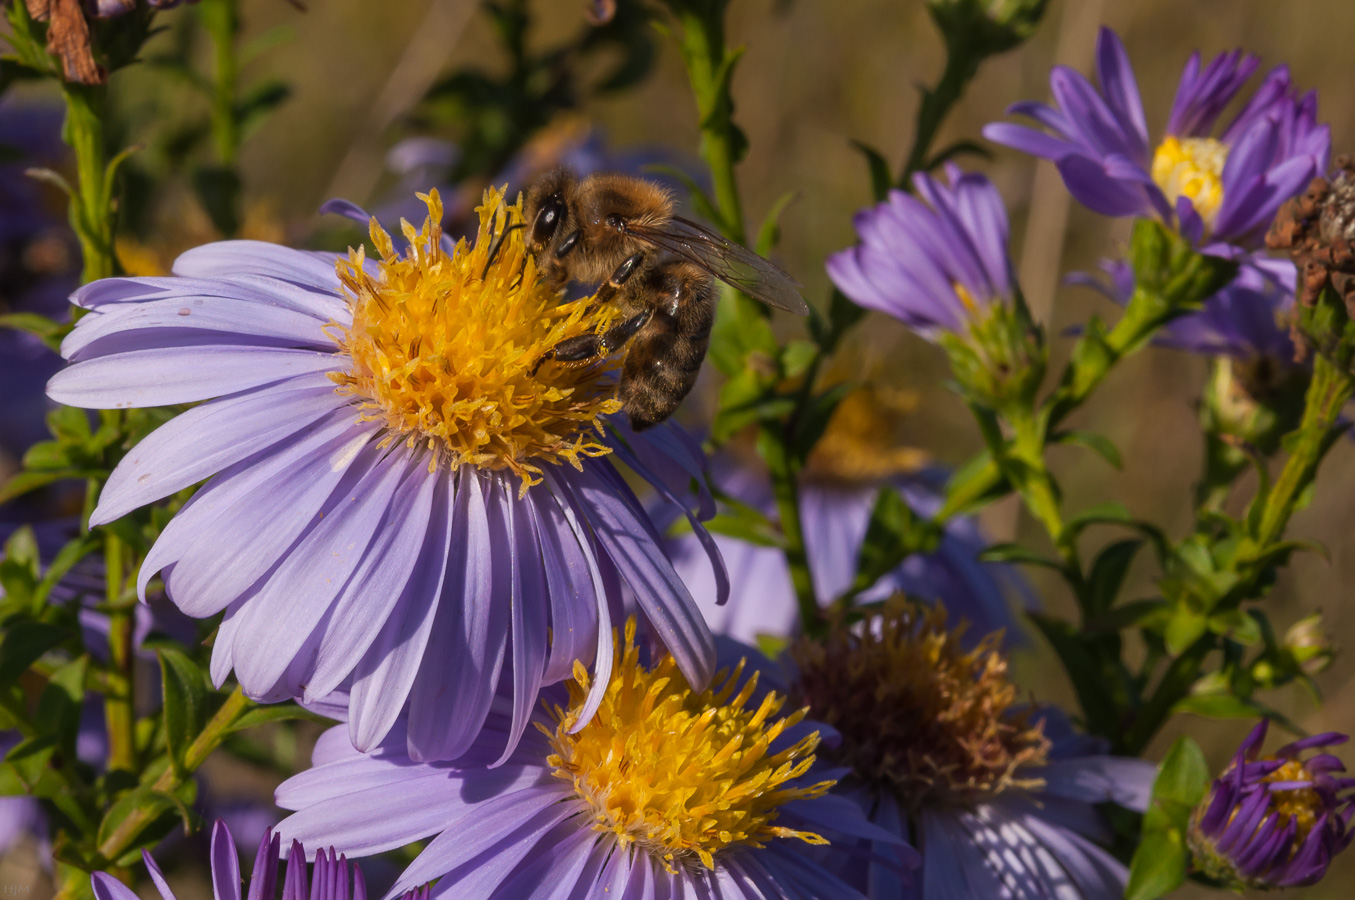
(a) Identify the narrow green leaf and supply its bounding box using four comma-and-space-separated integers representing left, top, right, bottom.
159, 648, 212, 777
850, 139, 893, 202
229, 702, 336, 733
1085, 539, 1142, 614
754, 190, 798, 257
0, 621, 70, 688
1153, 735, 1211, 807
36, 656, 88, 754
978, 542, 1063, 570
1052, 429, 1122, 469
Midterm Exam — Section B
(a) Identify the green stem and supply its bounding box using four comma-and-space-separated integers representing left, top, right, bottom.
901, 47, 979, 181
1252, 354, 1353, 546
203, 0, 241, 168
91, 687, 251, 867
102, 533, 135, 773
60, 83, 116, 283
759, 425, 820, 634
674, 7, 745, 243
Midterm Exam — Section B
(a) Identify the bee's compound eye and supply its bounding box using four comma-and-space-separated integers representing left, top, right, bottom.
531, 196, 565, 247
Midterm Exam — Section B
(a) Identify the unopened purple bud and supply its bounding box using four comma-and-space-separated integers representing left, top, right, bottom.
1188, 720, 1355, 889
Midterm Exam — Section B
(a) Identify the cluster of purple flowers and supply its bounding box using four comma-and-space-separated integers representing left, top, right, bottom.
0, 12, 1344, 900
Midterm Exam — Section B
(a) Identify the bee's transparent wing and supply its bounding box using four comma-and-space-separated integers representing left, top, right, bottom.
625, 216, 809, 315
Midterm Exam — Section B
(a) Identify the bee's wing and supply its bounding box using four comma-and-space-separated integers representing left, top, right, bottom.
625, 216, 809, 316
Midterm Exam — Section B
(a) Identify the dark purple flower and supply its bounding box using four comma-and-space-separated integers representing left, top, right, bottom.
827, 165, 1014, 339
1189, 720, 1355, 889
985, 27, 1329, 255
47, 187, 724, 765
92, 819, 429, 900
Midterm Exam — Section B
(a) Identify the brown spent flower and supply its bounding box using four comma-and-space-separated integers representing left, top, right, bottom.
1267, 155, 1355, 313
790, 597, 1050, 811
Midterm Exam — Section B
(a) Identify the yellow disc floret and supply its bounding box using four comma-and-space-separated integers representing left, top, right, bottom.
792, 597, 1050, 810
544, 620, 833, 872
1152, 136, 1230, 228
330, 187, 621, 492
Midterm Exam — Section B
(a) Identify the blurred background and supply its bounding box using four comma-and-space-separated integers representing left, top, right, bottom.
4, 0, 1355, 895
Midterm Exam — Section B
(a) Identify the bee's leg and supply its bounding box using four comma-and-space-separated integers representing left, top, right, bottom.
531, 308, 652, 376
481, 223, 525, 279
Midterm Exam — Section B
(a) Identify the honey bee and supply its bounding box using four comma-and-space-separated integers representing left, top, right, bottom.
524, 168, 808, 430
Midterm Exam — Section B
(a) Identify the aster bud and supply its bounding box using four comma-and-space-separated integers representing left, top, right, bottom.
1268, 156, 1355, 370
941, 292, 1046, 411
927, 0, 1049, 57
1285, 613, 1335, 677
1188, 720, 1355, 890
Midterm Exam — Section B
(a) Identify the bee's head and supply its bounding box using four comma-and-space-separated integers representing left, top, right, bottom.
525, 168, 578, 253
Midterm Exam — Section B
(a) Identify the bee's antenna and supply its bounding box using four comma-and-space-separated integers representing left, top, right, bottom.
482, 222, 525, 280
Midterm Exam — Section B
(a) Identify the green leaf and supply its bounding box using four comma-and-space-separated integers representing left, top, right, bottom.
1066, 501, 1134, 535
1083, 598, 1169, 636
850, 488, 939, 595
0, 621, 70, 688
1171, 693, 1263, 721
1085, 539, 1142, 615
754, 190, 798, 257
700, 508, 785, 548
34, 534, 101, 609
0, 312, 67, 351
779, 340, 818, 381
36, 656, 88, 754
96, 787, 194, 851
236, 79, 292, 138
850, 139, 893, 202
1125, 824, 1190, 900
1165, 607, 1209, 655
1152, 735, 1210, 807
0, 468, 103, 506
228, 702, 336, 733
1027, 613, 1120, 737
159, 648, 213, 777
1206, 609, 1262, 645
1052, 429, 1122, 469
977, 542, 1062, 570
1125, 736, 1210, 900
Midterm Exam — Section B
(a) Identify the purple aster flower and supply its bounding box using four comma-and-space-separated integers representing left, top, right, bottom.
46, 187, 724, 764
1189, 720, 1355, 889
273, 621, 917, 899
787, 599, 1154, 898
91, 819, 429, 900
827, 165, 1015, 339
984, 27, 1329, 254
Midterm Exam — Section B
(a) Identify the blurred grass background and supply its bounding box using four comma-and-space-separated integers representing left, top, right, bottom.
7, 0, 1355, 895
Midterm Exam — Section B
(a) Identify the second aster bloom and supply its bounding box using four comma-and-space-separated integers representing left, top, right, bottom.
789, 599, 1154, 898
827, 165, 1015, 340
47, 188, 723, 763
273, 621, 914, 899
984, 27, 1329, 253
1189, 720, 1355, 889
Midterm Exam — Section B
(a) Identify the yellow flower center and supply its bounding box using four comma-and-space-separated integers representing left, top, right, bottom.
545, 620, 832, 872
791, 598, 1050, 810
329, 188, 621, 491
1263, 758, 1322, 838
1152, 136, 1230, 228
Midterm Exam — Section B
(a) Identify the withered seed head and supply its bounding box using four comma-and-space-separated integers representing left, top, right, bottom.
1267, 156, 1355, 312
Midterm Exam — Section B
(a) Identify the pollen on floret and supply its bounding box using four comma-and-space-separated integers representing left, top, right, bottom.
791, 596, 1051, 811
329, 187, 622, 493
542, 619, 833, 872
1152, 135, 1230, 228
